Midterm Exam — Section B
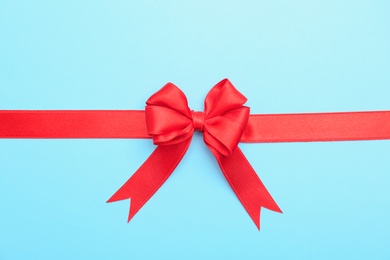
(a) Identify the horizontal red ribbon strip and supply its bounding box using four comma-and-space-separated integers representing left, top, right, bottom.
1, 110, 390, 141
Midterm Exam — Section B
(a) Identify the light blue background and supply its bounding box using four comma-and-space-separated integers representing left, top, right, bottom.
1, 1, 389, 259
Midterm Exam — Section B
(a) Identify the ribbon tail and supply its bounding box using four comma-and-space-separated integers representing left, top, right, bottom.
211, 146, 282, 230
107, 138, 192, 222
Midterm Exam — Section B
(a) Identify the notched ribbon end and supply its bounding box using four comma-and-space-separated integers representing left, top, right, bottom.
252, 205, 283, 231
106, 189, 130, 203
107, 196, 138, 223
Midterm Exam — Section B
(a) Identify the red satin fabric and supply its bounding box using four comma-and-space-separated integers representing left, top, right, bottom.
0, 110, 149, 138
1, 79, 390, 229
145, 79, 250, 156
2, 110, 389, 142
242, 111, 390, 142
107, 139, 192, 222
127, 79, 279, 229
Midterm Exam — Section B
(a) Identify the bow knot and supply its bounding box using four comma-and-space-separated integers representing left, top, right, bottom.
145, 79, 250, 156
191, 111, 204, 132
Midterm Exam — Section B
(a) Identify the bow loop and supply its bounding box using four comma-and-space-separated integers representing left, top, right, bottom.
202, 79, 250, 156
145, 83, 193, 145
146, 82, 192, 117
204, 79, 248, 118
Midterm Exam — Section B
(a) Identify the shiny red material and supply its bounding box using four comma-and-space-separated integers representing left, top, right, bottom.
111, 79, 280, 229
1, 78, 390, 229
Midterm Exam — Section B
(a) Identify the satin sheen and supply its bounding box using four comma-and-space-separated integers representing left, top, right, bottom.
1, 79, 390, 229
114, 79, 281, 229
2, 110, 389, 142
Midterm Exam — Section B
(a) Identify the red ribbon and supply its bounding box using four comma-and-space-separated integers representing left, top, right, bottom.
1, 78, 390, 229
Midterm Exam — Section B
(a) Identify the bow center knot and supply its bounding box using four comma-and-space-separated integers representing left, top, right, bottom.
191, 110, 204, 132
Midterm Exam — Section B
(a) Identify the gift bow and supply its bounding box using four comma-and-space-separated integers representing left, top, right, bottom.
146, 79, 249, 154
107, 79, 282, 229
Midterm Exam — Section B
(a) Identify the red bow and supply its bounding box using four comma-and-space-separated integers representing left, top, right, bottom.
107, 79, 282, 229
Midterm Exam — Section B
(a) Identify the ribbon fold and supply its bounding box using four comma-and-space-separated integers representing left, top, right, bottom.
1, 78, 390, 229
